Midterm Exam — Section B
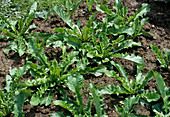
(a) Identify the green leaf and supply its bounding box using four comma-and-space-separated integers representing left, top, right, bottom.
28, 38, 49, 68
150, 45, 168, 68
0, 28, 17, 39
100, 84, 129, 95
9, 20, 17, 32
13, 91, 25, 117
112, 35, 125, 46
110, 61, 131, 91
96, 5, 116, 16
76, 56, 88, 71
67, 74, 84, 93
87, 50, 97, 58
115, 95, 140, 115
46, 33, 64, 48
53, 100, 76, 114
113, 16, 124, 27
113, 40, 141, 53
86, 0, 94, 12
30, 94, 41, 106
138, 17, 148, 33
67, 74, 85, 114
111, 61, 128, 80
108, 26, 134, 36
26, 61, 46, 78
87, 65, 107, 77
144, 90, 160, 102
77, 20, 81, 28
29, 1, 37, 15
9, 65, 27, 77
50, 112, 65, 117
164, 48, 170, 64
53, 6, 81, 35
70, 1, 80, 18
64, 35, 82, 49
5, 75, 12, 92
135, 4, 150, 20
140, 30, 155, 39
136, 70, 153, 91
112, 53, 145, 66
40, 92, 54, 106
19, 77, 51, 87
126, 3, 150, 25
154, 72, 170, 114
90, 83, 106, 117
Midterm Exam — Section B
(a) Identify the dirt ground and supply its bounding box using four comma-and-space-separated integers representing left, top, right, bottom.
0, 0, 170, 116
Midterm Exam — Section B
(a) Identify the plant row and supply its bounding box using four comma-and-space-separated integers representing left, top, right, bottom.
0, 0, 169, 117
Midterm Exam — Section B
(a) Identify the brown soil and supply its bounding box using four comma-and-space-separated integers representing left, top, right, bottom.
0, 0, 170, 117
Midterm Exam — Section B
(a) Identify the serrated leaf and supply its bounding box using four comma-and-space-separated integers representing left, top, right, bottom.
126, 3, 150, 25
110, 61, 131, 91
88, 65, 107, 77
100, 84, 129, 95
53, 100, 75, 113
19, 77, 51, 87
113, 40, 141, 53
53, 6, 81, 35
151, 45, 167, 68
112, 53, 145, 66
137, 70, 153, 91
118, 95, 140, 114
135, 4, 150, 20
96, 5, 116, 16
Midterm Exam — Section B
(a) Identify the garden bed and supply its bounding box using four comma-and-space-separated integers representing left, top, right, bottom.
0, 0, 170, 116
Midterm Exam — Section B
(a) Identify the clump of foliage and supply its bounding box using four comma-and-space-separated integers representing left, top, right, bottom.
52, 0, 147, 71
53, 75, 107, 117
0, 1, 37, 56
0, 66, 32, 117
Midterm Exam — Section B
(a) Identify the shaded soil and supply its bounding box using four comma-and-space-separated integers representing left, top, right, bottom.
0, 0, 170, 117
